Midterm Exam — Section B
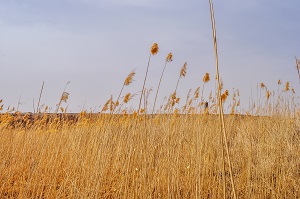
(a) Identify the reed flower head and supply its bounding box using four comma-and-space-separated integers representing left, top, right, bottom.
124, 70, 136, 86
260, 83, 266, 89
151, 43, 159, 55
123, 93, 131, 103
194, 87, 200, 99
109, 97, 115, 112
180, 62, 187, 77
171, 92, 176, 100
166, 53, 173, 62
278, 79, 282, 85
285, 81, 290, 91
221, 90, 229, 102
203, 73, 210, 83
101, 99, 110, 112
266, 90, 271, 100
61, 92, 69, 103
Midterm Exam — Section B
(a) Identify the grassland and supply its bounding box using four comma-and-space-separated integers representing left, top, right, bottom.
0, 111, 299, 198
0, 44, 299, 198
1, 10, 299, 197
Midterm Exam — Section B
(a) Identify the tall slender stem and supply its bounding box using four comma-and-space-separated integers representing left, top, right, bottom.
152, 61, 168, 114
208, 0, 237, 198
37, 81, 45, 113
138, 53, 152, 113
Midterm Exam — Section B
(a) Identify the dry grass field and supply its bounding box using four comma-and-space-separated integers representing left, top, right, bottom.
1, 4, 300, 197
0, 106, 300, 198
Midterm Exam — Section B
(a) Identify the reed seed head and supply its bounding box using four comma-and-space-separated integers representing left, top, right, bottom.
266, 90, 271, 100
124, 70, 136, 86
203, 73, 210, 83
171, 92, 176, 100
180, 62, 187, 77
123, 93, 131, 103
166, 53, 173, 62
221, 89, 229, 102
101, 99, 110, 112
194, 87, 200, 99
61, 92, 69, 103
285, 81, 290, 91
151, 43, 159, 55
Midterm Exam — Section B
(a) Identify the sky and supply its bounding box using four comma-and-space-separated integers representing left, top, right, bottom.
0, 0, 299, 113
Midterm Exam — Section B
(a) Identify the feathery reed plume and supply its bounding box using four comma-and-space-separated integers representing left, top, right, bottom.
221, 89, 229, 103
201, 73, 210, 108
138, 43, 159, 114
208, 0, 237, 198
180, 62, 187, 77
61, 92, 69, 103
123, 93, 131, 103
278, 79, 282, 85
175, 62, 187, 93
203, 73, 210, 83
152, 52, 173, 114
260, 82, 266, 89
151, 43, 159, 55
115, 70, 136, 110
55, 81, 70, 113
101, 99, 110, 113
124, 71, 135, 86
36, 81, 45, 113
109, 95, 115, 112
194, 87, 200, 99
266, 90, 271, 100
284, 81, 290, 91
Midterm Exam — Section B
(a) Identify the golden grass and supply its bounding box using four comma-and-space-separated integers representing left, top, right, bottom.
0, 114, 299, 198
0, 4, 299, 197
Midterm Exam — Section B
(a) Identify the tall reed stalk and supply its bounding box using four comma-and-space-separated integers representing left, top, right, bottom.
138, 43, 159, 114
55, 81, 70, 113
37, 81, 45, 113
152, 53, 173, 114
208, 0, 237, 198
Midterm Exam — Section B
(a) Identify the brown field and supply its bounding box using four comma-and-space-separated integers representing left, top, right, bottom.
1, 41, 299, 198
0, 112, 299, 198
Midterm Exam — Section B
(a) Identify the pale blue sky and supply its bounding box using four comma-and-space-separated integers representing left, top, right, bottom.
0, 0, 299, 112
